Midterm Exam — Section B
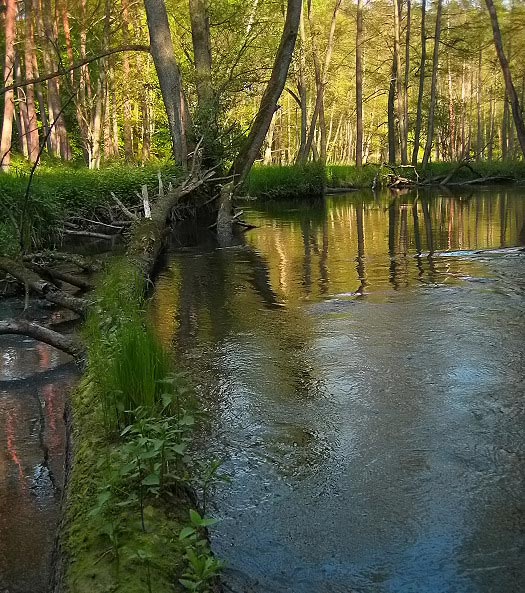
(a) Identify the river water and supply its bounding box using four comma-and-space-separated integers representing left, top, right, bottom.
0, 303, 76, 593
151, 188, 525, 593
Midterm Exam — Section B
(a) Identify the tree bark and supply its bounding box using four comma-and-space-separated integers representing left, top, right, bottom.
355, 0, 364, 167
144, 0, 187, 166
0, 321, 85, 359
485, 0, 525, 157
411, 0, 426, 164
0, 0, 17, 171
394, 0, 407, 164
422, 0, 443, 168
231, 0, 302, 186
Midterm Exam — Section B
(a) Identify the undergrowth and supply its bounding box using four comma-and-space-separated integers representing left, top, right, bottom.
0, 164, 180, 256
245, 160, 525, 199
66, 259, 223, 593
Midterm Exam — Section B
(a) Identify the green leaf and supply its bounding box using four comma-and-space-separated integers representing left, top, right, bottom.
179, 526, 196, 540
142, 473, 160, 486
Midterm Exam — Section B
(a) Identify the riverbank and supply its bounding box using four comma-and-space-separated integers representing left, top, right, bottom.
246, 161, 525, 200
0, 169, 223, 593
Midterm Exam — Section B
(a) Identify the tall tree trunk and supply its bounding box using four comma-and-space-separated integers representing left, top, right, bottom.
231, 0, 302, 186
388, 59, 397, 164
122, 0, 134, 160
476, 49, 483, 159
411, 0, 426, 165
355, 0, 364, 167
485, 0, 525, 157
189, 0, 216, 163
404, 0, 411, 159
144, 0, 187, 166
295, 8, 308, 163
24, 0, 40, 163
421, 0, 443, 168
0, 0, 17, 171
394, 0, 407, 164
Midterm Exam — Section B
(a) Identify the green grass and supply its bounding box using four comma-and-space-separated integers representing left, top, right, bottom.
245, 162, 326, 199
244, 160, 525, 199
65, 257, 221, 593
0, 164, 181, 255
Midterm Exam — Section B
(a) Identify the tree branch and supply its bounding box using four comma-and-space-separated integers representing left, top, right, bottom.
0, 45, 151, 95
0, 320, 85, 359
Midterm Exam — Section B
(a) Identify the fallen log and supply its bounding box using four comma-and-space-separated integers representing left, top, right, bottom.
25, 262, 93, 291
23, 252, 102, 273
0, 257, 88, 316
0, 320, 85, 359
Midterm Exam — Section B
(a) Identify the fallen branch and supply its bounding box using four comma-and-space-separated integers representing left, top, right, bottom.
25, 262, 93, 291
111, 192, 139, 221
0, 257, 88, 316
23, 252, 102, 273
0, 320, 85, 359
64, 229, 118, 241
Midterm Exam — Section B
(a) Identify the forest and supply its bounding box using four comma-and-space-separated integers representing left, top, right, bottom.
1, 0, 525, 173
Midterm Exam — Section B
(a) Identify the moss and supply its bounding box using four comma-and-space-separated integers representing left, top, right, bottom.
63, 258, 216, 593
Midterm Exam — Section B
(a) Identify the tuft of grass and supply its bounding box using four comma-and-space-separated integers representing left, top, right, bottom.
245, 162, 326, 199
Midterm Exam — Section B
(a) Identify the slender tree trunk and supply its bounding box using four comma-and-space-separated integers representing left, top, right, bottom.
355, 0, 364, 167
388, 59, 397, 164
122, 0, 134, 160
189, 0, 216, 163
231, 0, 302, 186
485, 0, 525, 157
23, 0, 40, 162
476, 49, 483, 159
412, 0, 426, 165
404, 0, 411, 158
295, 8, 308, 163
422, 0, 443, 168
394, 0, 407, 164
0, 0, 17, 171
144, 0, 187, 166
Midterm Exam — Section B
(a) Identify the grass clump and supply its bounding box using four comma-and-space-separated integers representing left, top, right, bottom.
65, 258, 223, 593
245, 162, 326, 199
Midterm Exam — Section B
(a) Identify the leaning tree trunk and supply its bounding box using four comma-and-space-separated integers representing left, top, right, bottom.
230, 0, 302, 186
485, 0, 525, 157
422, 0, 443, 168
144, 0, 188, 166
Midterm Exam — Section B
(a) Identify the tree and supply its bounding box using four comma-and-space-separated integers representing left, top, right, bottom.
422, 0, 443, 168
0, 0, 17, 171
355, 0, 364, 167
144, 0, 188, 166
485, 0, 525, 157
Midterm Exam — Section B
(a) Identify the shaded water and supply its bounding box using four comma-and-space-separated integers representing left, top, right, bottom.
152, 188, 525, 593
0, 303, 76, 593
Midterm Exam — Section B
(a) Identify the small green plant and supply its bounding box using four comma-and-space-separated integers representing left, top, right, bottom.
179, 510, 223, 592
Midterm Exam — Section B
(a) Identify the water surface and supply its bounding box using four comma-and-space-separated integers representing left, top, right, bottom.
153, 188, 525, 593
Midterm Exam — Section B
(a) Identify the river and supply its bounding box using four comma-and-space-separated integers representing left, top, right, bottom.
0, 187, 523, 593
151, 187, 525, 593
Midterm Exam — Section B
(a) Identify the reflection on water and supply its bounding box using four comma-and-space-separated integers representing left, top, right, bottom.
154, 188, 525, 593
0, 325, 76, 593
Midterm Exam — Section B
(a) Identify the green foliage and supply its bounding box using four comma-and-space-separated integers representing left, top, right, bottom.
0, 164, 180, 254
66, 254, 223, 593
245, 162, 326, 199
